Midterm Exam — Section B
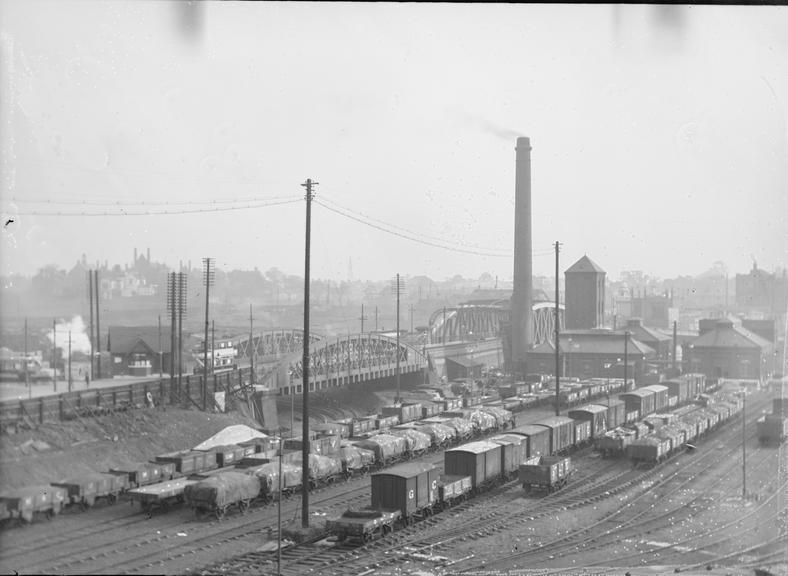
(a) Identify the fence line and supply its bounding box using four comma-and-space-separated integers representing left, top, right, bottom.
0, 368, 252, 433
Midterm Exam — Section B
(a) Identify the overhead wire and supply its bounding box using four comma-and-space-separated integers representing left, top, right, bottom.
8, 194, 294, 207
6, 197, 302, 216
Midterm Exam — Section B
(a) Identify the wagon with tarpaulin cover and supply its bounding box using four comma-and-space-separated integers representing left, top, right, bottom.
184, 471, 261, 519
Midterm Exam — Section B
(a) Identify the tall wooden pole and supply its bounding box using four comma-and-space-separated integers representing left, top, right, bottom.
94, 270, 101, 379
52, 319, 57, 392
554, 241, 560, 416
301, 177, 317, 528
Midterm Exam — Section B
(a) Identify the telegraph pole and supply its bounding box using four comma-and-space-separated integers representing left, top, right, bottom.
360, 303, 367, 334
178, 271, 187, 402
158, 315, 163, 381
68, 330, 72, 392
24, 317, 29, 399
554, 241, 560, 417
52, 319, 57, 392
249, 304, 254, 385
167, 272, 177, 401
624, 330, 630, 389
203, 258, 214, 411
392, 274, 406, 403
88, 271, 94, 379
212, 319, 216, 375
301, 177, 317, 528
742, 388, 747, 498
375, 306, 378, 332
94, 270, 101, 379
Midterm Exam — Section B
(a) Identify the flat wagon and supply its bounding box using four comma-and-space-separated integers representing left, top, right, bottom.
127, 477, 198, 514
327, 508, 401, 543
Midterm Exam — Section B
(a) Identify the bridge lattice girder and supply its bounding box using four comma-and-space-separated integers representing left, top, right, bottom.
236, 329, 324, 360
290, 333, 427, 380
429, 302, 564, 347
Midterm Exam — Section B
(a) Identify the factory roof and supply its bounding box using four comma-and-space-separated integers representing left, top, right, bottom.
691, 320, 772, 350
530, 331, 654, 357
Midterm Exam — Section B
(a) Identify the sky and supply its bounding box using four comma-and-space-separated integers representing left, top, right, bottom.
1, 2, 787, 283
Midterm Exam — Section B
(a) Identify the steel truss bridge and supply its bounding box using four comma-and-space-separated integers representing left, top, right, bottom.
428, 302, 565, 346
234, 330, 427, 394
235, 329, 324, 361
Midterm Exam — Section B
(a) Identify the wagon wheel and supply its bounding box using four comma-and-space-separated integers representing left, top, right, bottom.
215, 506, 226, 520
382, 524, 392, 535
362, 531, 372, 543
108, 493, 117, 504
239, 499, 250, 514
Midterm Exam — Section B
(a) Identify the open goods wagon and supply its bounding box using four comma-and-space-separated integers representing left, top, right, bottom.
519, 456, 572, 494
109, 462, 176, 488
0, 485, 68, 524
596, 427, 636, 457
326, 508, 401, 543
626, 436, 672, 463
239, 462, 302, 502
437, 474, 472, 509
52, 473, 128, 509
127, 477, 198, 514
184, 471, 261, 519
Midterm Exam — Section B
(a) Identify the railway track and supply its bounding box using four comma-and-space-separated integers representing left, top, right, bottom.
454, 394, 773, 572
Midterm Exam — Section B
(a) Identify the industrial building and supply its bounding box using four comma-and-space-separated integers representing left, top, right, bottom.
565, 255, 606, 330
684, 319, 773, 380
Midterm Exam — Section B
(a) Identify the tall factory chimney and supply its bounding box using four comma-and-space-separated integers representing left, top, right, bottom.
511, 137, 532, 376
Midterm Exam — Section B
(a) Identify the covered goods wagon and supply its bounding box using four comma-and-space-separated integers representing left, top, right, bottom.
444, 441, 503, 490
370, 462, 440, 523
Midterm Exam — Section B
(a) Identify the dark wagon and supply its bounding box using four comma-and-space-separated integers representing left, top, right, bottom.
327, 509, 401, 543
371, 462, 440, 525
519, 456, 573, 494
444, 441, 502, 491
568, 404, 609, 438
533, 416, 575, 455
509, 425, 550, 458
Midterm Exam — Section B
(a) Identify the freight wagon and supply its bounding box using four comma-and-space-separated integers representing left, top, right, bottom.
437, 474, 473, 509
626, 437, 671, 463
444, 441, 503, 491
381, 403, 423, 424
568, 404, 608, 438
390, 428, 432, 456
519, 456, 572, 494
757, 415, 788, 445
184, 471, 261, 519
352, 434, 408, 468
640, 385, 669, 413
533, 416, 575, 455
510, 425, 551, 459
620, 388, 657, 419
489, 434, 529, 480
370, 462, 439, 525
127, 477, 198, 514
327, 508, 401, 543
52, 473, 128, 509
0, 485, 68, 523
109, 462, 174, 489
596, 427, 636, 458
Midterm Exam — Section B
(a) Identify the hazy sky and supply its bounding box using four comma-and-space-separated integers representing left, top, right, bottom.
1, 2, 787, 282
